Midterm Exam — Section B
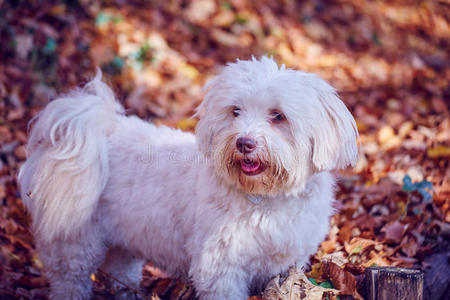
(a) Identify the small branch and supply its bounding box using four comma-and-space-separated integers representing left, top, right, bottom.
98, 268, 150, 300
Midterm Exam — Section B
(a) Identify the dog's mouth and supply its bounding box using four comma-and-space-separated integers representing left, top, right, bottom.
240, 158, 264, 176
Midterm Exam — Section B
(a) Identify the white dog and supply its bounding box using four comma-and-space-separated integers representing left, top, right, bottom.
19, 57, 358, 300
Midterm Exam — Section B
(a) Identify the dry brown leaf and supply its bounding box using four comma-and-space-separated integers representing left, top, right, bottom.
263, 267, 338, 300
381, 221, 407, 244
176, 118, 197, 132
322, 261, 363, 300
344, 237, 376, 255
427, 145, 450, 158
185, 0, 216, 24
322, 251, 348, 267
400, 235, 419, 257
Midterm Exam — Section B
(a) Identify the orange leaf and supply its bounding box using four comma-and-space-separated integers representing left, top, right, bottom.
381, 221, 407, 244
322, 261, 364, 300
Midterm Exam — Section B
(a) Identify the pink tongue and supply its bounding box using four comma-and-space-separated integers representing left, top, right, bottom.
241, 160, 260, 173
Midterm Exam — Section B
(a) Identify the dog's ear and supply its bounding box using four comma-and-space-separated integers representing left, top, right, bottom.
194, 106, 213, 157
194, 77, 219, 157
310, 80, 359, 171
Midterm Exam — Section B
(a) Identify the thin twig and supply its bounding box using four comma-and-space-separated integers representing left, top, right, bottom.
98, 268, 149, 300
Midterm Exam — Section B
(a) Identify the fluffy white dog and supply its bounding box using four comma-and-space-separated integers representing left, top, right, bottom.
19, 57, 358, 300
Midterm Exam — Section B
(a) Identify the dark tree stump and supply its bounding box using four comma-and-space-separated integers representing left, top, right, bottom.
365, 267, 423, 300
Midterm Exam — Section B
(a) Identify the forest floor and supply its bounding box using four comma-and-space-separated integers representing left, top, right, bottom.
0, 0, 449, 299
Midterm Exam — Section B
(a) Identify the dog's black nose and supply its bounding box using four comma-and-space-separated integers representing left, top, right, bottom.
236, 137, 257, 154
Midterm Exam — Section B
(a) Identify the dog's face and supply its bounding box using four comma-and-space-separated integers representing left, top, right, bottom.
196, 57, 359, 196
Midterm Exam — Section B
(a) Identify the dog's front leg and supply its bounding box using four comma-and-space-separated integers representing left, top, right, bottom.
190, 261, 249, 300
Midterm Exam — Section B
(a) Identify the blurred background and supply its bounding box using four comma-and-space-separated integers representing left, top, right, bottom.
0, 0, 448, 299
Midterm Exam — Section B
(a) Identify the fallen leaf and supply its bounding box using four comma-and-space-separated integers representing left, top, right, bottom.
344, 237, 376, 255
381, 221, 407, 244
263, 267, 339, 300
427, 145, 450, 158
176, 118, 197, 131
322, 261, 364, 300
322, 251, 348, 267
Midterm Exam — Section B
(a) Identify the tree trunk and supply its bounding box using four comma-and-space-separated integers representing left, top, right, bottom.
365, 267, 423, 300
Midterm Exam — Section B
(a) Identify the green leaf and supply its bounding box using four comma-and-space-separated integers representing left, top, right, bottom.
418, 188, 432, 202
403, 175, 433, 201
308, 278, 318, 286
95, 12, 110, 26
351, 245, 362, 254
43, 38, 56, 54
413, 208, 422, 215
135, 43, 152, 62
402, 175, 416, 192
320, 281, 333, 289
111, 56, 124, 69
416, 180, 433, 190
102, 56, 124, 75
221, 1, 232, 10
235, 14, 248, 24
111, 16, 122, 24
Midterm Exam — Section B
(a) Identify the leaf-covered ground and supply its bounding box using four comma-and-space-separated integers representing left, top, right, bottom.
0, 0, 448, 299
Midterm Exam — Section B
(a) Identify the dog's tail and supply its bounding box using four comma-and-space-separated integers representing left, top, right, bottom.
18, 70, 124, 242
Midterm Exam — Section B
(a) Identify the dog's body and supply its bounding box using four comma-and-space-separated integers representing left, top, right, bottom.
19, 57, 358, 299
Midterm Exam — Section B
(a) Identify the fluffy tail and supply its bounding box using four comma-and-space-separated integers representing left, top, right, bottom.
18, 71, 124, 242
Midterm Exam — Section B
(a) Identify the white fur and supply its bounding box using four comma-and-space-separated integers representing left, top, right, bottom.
19, 57, 358, 300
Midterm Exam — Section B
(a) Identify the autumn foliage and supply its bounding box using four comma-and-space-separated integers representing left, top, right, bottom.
0, 0, 448, 299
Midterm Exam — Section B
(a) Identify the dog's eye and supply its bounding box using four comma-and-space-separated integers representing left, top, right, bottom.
271, 111, 285, 123
232, 107, 241, 117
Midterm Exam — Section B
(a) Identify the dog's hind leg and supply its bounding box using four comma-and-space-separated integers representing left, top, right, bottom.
36, 230, 107, 300
100, 247, 145, 299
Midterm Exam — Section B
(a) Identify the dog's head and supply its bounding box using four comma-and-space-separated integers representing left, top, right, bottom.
195, 57, 359, 196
